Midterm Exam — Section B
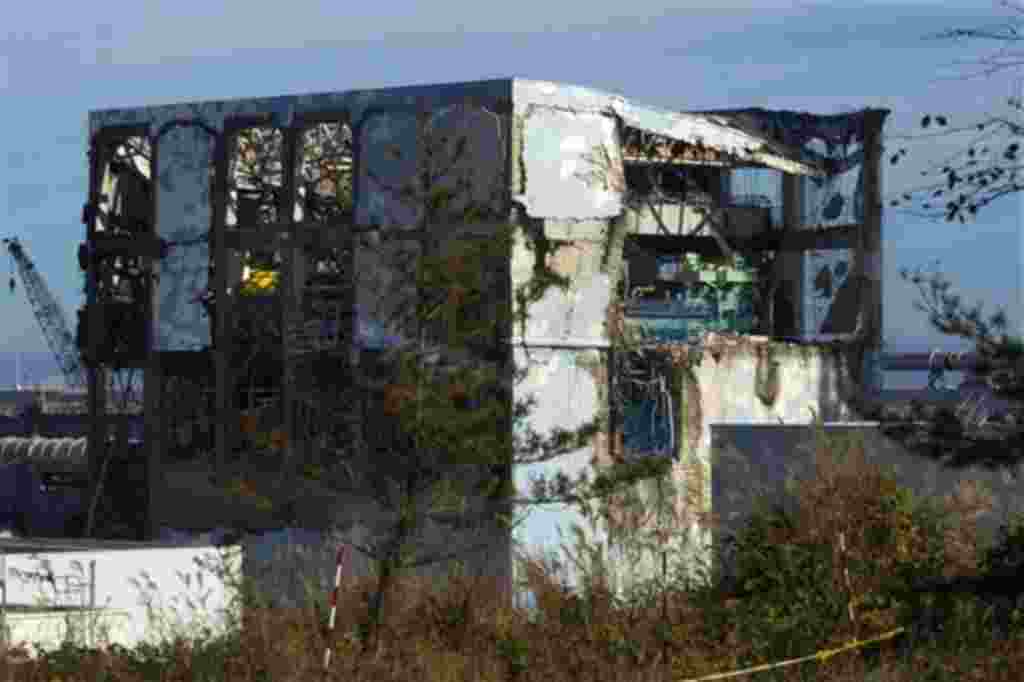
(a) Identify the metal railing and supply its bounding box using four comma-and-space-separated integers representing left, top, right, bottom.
867, 351, 1024, 430
880, 351, 985, 373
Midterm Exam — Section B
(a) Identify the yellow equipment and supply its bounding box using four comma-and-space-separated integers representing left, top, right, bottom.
239, 267, 278, 296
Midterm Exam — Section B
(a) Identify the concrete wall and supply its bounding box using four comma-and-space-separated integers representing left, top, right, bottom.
153, 465, 513, 610
238, 512, 511, 612
511, 346, 610, 603
502, 330, 877, 602
506, 90, 621, 604
1, 542, 241, 654
508, 97, 619, 603
710, 422, 1024, 579
650, 335, 865, 585
502, 95, 871, 601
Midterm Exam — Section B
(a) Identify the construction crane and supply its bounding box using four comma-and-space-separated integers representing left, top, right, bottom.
4, 237, 87, 389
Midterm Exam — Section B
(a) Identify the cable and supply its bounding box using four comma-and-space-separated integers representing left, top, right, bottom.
657, 373, 676, 460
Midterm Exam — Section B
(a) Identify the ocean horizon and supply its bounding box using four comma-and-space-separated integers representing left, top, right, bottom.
0, 341, 977, 394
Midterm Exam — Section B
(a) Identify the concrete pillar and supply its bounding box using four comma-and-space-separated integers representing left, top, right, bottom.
780, 172, 805, 336
279, 128, 300, 508
859, 109, 889, 393
144, 362, 162, 539
214, 133, 230, 482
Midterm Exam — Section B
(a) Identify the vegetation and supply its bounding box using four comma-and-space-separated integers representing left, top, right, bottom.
866, 0, 1024, 484
34, 23, 1024, 676
3, 419, 1024, 680
152, 103, 673, 660
889, 1, 1024, 223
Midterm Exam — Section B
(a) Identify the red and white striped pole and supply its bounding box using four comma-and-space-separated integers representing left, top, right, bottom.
323, 544, 348, 673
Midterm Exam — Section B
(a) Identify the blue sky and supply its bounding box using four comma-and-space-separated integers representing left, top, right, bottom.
1, 0, 1020, 384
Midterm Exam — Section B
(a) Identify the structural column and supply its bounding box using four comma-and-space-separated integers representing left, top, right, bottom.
213, 132, 230, 482
780, 171, 804, 336
859, 109, 889, 393
84, 132, 111, 535
144, 360, 162, 539
279, 128, 300, 504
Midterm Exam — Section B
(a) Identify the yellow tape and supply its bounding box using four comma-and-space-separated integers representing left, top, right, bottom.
676, 627, 905, 682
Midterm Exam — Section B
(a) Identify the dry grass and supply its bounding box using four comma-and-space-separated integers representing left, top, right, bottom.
0, 428, 1022, 681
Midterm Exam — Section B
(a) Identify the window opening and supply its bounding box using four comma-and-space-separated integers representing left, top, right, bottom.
622, 237, 756, 342
93, 136, 152, 236
228, 126, 284, 294
729, 167, 782, 226
91, 135, 152, 305
295, 121, 354, 225
82, 133, 153, 361
621, 127, 729, 236
293, 121, 355, 355
624, 161, 727, 236
616, 351, 676, 461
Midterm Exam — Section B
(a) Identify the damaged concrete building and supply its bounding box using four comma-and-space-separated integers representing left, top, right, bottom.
73, 78, 1024, 608
505, 89, 891, 593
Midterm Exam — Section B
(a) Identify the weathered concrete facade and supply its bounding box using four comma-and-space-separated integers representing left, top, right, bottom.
506, 92, 889, 597
79, 78, 895, 607
625, 336, 868, 586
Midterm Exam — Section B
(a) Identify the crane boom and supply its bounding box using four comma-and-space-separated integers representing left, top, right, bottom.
4, 237, 87, 389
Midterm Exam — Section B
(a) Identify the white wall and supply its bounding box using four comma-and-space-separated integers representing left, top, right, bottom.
509, 211, 617, 609
1, 543, 242, 655
512, 346, 609, 604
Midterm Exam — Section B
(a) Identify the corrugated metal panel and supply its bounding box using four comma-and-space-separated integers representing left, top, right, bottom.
153, 124, 214, 350
89, 79, 514, 139
0, 438, 87, 472
613, 104, 821, 177
356, 110, 420, 229
353, 104, 508, 348
427, 104, 507, 219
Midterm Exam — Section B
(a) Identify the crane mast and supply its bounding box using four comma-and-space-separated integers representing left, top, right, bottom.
4, 237, 87, 389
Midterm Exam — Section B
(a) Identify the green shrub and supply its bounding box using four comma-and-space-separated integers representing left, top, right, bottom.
983, 511, 1024, 576
716, 423, 973, 669
723, 500, 847, 662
